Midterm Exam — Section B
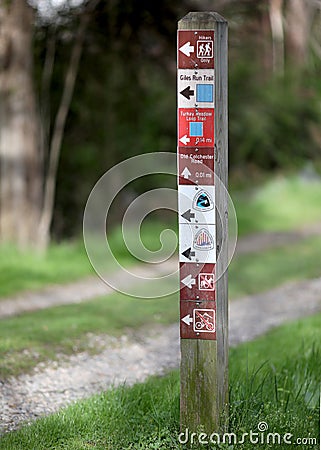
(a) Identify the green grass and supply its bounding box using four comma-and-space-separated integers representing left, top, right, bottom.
0, 222, 175, 299
0, 290, 178, 378
233, 174, 321, 236
229, 235, 321, 298
1, 313, 319, 449
1, 234, 321, 378
0, 240, 93, 298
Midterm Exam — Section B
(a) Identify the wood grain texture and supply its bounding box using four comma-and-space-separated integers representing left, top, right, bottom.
178, 11, 228, 434
214, 16, 229, 431
180, 339, 218, 432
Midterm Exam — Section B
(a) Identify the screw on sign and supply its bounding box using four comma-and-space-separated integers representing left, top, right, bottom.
178, 69, 215, 108
180, 301, 216, 340
179, 223, 216, 263
178, 185, 215, 224
179, 262, 215, 301
178, 147, 215, 186
178, 30, 215, 69
178, 108, 214, 147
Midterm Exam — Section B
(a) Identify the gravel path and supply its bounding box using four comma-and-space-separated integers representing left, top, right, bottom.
0, 259, 178, 319
1, 222, 320, 319
0, 328, 179, 434
235, 221, 321, 255
1, 276, 321, 434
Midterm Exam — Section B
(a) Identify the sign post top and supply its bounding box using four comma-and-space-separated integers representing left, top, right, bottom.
178, 11, 227, 30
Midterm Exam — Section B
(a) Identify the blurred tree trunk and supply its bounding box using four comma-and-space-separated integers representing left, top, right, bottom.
37, 13, 90, 250
269, 0, 285, 73
0, 0, 42, 248
0, 0, 96, 250
285, 0, 315, 68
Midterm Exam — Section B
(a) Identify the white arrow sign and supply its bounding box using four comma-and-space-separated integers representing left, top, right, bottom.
181, 167, 191, 179
179, 134, 190, 146
182, 314, 193, 326
179, 41, 194, 57
181, 274, 196, 289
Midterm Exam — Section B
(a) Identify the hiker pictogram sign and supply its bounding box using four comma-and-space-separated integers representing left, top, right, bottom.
178, 30, 215, 69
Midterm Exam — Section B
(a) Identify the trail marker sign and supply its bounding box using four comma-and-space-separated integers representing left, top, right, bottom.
178, 185, 215, 224
180, 262, 215, 301
178, 70, 215, 108
178, 108, 214, 147
178, 30, 215, 68
180, 302, 216, 340
178, 147, 215, 185
177, 12, 228, 434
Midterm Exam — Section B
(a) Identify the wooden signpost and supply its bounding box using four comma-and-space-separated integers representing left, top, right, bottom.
177, 12, 228, 434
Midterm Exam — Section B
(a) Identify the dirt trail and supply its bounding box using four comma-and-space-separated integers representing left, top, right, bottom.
1, 275, 321, 434
1, 222, 320, 319
236, 221, 321, 255
0, 259, 178, 318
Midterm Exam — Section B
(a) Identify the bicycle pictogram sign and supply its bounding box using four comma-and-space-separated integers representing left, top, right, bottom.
193, 308, 215, 333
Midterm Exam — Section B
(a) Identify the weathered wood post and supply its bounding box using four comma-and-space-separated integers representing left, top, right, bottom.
177, 12, 228, 436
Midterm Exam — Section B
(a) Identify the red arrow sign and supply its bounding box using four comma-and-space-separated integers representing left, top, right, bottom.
178, 108, 214, 148
180, 262, 215, 301
180, 300, 216, 340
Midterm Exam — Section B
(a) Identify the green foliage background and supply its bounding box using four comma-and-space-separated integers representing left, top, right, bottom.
33, 0, 321, 238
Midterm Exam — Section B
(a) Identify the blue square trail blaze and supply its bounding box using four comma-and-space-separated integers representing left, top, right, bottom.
196, 84, 213, 103
189, 122, 203, 137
